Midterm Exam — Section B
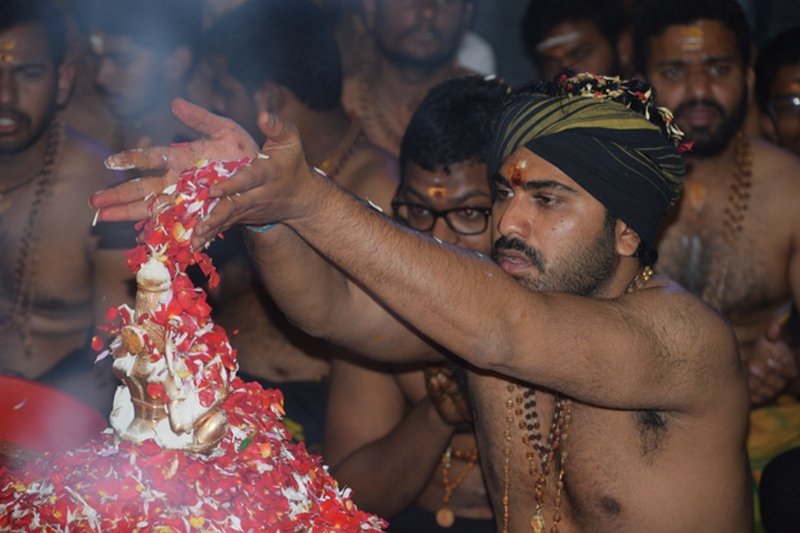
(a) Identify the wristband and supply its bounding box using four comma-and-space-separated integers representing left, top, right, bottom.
245, 223, 276, 233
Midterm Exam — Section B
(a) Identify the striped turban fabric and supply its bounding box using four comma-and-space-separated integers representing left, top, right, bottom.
487, 93, 685, 248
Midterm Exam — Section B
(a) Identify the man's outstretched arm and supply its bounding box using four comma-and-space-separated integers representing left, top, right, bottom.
93, 100, 735, 411
91, 99, 440, 364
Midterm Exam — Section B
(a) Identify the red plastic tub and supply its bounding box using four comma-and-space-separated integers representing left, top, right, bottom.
0, 375, 107, 463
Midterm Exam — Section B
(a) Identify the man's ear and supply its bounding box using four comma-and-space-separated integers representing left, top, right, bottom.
253, 81, 286, 115
746, 64, 756, 105
362, 0, 376, 31
758, 110, 780, 143
615, 219, 642, 258
463, 1, 475, 27
616, 29, 633, 75
164, 46, 193, 83
56, 62, 75, 107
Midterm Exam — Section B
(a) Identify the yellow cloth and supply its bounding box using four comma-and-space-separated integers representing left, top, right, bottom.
747, 396, 800, 533
748, 396, 800, 482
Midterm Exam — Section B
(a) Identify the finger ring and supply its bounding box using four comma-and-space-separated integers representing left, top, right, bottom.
255, 152, 270, 160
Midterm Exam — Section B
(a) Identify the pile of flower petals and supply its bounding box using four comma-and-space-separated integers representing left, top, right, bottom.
95, 160, 247, 405
0, 378, 386, 532
0, 160, 385, 532
127, 158, 248, 285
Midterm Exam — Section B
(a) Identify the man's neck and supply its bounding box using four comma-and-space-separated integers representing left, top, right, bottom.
684, 132, 743, 184
372, 56, 459, 104
598, 258, 647, 299
116, 96, 185, 149
293, 106, 353, 169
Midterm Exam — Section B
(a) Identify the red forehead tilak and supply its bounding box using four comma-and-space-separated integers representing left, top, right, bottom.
507, 159, 528, 187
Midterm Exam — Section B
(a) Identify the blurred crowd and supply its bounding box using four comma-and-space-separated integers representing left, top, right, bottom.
3, 0, 800, 531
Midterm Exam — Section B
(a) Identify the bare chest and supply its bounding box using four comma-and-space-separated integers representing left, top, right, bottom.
657, 173, 791, 321
466, 373, 735, 532
0, 177, 95, 322
344, 76, 416, 158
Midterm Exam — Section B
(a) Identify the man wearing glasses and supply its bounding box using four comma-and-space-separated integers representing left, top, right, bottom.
324, 76, 505, 532
756, 25, 800, 158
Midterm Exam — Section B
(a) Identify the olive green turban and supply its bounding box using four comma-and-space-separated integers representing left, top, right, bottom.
487, 77, 686, 248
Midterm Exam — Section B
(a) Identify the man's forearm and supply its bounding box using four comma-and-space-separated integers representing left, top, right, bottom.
246, 220, 440, 363
284, 174, 516, 372
247, 224, 350, 336
331, 396, 455, 517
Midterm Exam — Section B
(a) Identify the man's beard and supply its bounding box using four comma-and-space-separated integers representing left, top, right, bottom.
674, 87, 748, 158
0, 104, 56, 155
375, 29, 460, 72
491, 215, 619, 295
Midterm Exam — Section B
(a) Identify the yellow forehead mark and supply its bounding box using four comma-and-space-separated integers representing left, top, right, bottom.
515, 160, 528, 170
0, 39, 15, 62
679, 26, 704, 52
427, 186, 447, 199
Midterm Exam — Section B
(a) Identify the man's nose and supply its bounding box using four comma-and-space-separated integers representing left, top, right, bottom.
95, 59, 114, 91
414, 0, 439, 20
430, 216, 460, 246
685, 66, 712, 100
495, 197, 532, 240
0, 72, 18, 107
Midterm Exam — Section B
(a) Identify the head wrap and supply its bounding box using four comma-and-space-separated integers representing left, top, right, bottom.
487, 74, 686, 248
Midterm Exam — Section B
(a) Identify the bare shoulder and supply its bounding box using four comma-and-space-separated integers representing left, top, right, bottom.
635, 276, 740, 377
749, 137, 800, 233
59, 126, 120, 191
339, 140, 400, 210
750, 136, 800, 191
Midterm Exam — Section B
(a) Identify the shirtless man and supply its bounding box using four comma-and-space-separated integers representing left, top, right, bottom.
632, 0, 800, 405
93, 73, 751, 532
755, 25, 800, 157
0, 0, 131, 415
343, 0, 475, 156
194, 0, 398, 447
325, 76, 504, 531
521, 0, 633, 81
88, 0, 203, 151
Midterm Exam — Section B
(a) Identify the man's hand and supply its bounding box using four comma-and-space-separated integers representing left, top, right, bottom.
747, 320, 798, 405
424, 364, 472, 426
90, 98, 260, 222
89, 98, 318, 248
193, 110, 318, 247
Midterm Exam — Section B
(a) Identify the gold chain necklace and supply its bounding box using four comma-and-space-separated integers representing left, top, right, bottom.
501, 265, 653, 533
318, 118, 364, 182
0, 121, 64, 357
700, 133, 751, 309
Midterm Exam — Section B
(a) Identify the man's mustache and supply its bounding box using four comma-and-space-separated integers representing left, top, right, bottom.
674, 98, 726, 118
0, 107, 31, 127
492, 236, 545, 271
400, 25, 441, 41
